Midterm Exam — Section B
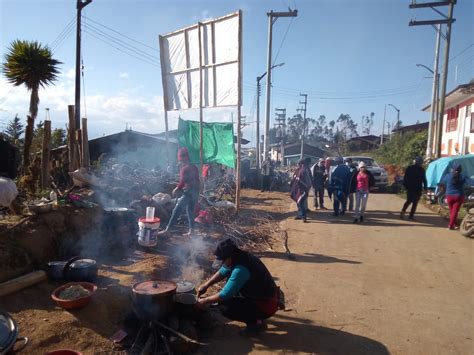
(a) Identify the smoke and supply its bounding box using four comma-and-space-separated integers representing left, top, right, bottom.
173, 236, 215, 285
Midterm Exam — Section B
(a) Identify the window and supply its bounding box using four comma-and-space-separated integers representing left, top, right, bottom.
471, 112, 474, 133
446, 105, 459, 132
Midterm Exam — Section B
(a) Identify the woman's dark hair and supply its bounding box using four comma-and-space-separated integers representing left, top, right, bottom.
451, 164, 462, 186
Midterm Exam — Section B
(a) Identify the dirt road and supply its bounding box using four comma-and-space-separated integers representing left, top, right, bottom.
206, 192, 474, 354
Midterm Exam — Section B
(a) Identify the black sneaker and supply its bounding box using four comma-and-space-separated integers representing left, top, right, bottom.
408, 215, 415, 220
294, 216, 302, 220
353, 218, 358, 223
360, 216, 364, 222
340, 211, 345, 216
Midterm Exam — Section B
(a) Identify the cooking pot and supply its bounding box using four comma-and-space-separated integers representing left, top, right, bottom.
131, 280, 176, 321
175, 293, 202, 320
47, 257, 98, 282
176, 280, 196, 294
0, 310, 28, 353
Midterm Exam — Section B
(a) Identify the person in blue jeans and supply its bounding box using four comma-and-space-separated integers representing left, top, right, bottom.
197, 239, 278, 336
159, 147, 200, 236
329, 156, 352, 216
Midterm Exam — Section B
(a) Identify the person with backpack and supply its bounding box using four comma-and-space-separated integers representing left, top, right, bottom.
329, 156, 352, 216
440, 164, 474, 230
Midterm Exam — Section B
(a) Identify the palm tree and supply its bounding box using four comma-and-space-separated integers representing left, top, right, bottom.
2, 40, 62, 171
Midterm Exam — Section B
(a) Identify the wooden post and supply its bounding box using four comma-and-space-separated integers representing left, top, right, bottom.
198, 22, 204, 170
81, 118, 90, 169
159, 35, 171, 168
76, 129, 83, 169
67, 105, 78, 171
235, 10, 242, 210
41, 120, 51, 189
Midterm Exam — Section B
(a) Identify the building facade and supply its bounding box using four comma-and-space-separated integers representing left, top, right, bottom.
423, 83, 474, 156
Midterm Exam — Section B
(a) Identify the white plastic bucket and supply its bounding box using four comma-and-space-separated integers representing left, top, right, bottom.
137, 217, 160, 247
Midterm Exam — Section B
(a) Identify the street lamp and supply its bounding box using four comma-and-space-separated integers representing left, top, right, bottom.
256, 62, 285, 176
416, 63, 440, 159
388, 104, 400, 133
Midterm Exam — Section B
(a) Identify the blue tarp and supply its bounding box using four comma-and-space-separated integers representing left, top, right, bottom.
426, 155, 474, 188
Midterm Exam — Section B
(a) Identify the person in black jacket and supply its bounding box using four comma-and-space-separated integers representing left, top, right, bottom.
401, 156, 428, 220
197, 239, 278, 336
311, 159, 327, 209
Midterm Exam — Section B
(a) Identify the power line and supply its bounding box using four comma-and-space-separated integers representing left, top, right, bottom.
83, 29, 160, 68
450, 43, 473, 61
83, 15, 160, 53
49, 15, 76, 49
273, 17, 295, 63
83, 22, 160, 64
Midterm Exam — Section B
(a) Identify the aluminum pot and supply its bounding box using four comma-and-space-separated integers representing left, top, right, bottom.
0, 310, 28, 353
131, 280, 176, 321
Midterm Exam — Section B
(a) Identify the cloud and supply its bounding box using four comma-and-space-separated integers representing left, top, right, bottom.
0, 77, 167, 139
65, 68, 75, 79
119, 72, 129, 79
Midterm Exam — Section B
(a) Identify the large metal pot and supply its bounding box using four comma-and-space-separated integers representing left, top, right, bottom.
0, 310, 28, 353
131, 280, 176, 321
46, 257, 98, 282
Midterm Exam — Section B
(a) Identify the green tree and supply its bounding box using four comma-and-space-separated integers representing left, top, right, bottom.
4, 114, 24, 144
2, 40, 62, 171
51, 128, 67, 149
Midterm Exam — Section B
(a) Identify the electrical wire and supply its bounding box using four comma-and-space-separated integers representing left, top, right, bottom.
83, 21, 160, 64
450, 43, 474, 62
83, 15, 160, 54
82, 29, 160, 68
273, 17, 295, 64
51, 23, 76, 54
49, 15, 76, 50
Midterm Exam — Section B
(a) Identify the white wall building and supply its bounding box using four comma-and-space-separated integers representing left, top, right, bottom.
423, 82, 474, 156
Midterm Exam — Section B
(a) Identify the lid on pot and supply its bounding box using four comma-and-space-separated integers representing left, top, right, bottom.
176, 280, 195, 293
70, 259, 96, 269
0, 311, 18, 353
132, 280, 176, 295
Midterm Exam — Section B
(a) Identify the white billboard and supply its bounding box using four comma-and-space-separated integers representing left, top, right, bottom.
159, 11, 241, 111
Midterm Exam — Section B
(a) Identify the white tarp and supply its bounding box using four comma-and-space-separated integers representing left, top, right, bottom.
159, 12, 240, 110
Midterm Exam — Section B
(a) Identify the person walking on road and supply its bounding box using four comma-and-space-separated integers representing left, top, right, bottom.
440, 164, 473, 230
290, 159, 312, 222
311, 158, 327, 209
401, 156, 427, 220
352, 161, 375, 223
345, 158, 357, 211
261, 157, 273, 192
329, 156, 352, 216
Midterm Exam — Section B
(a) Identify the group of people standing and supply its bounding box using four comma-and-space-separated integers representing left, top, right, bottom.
290, 156, 375, 223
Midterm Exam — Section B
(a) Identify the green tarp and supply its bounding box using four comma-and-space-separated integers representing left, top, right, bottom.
177, 118, 235, 168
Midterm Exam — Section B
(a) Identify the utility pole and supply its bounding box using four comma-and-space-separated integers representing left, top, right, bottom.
298, 93, 308, 159
256, 62, 284, 181
263, 9, 297, 161
75, 0, 92, 130
388, 104, 400, 133
381, 104, 386, 144
274, 108, 286, 165
409, 0, 457, 158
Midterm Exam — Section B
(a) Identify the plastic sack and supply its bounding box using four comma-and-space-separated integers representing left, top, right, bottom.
214, 200, 236, 209
69, 168, 103, 188
152, 192, 172, 205
0, 177, 18, 207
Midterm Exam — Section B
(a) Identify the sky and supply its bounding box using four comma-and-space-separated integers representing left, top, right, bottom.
0, 0, 473, 145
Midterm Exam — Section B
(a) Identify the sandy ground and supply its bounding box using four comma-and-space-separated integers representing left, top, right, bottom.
206, 191, 474, 354
1, 190, 473, 354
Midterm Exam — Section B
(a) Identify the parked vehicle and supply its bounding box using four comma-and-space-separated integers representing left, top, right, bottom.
425, 155, 474, 208
460, 192, 474, 238
344, 156, 389, 191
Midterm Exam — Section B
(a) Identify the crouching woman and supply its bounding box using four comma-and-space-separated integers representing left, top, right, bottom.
197, 239, 279, 336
